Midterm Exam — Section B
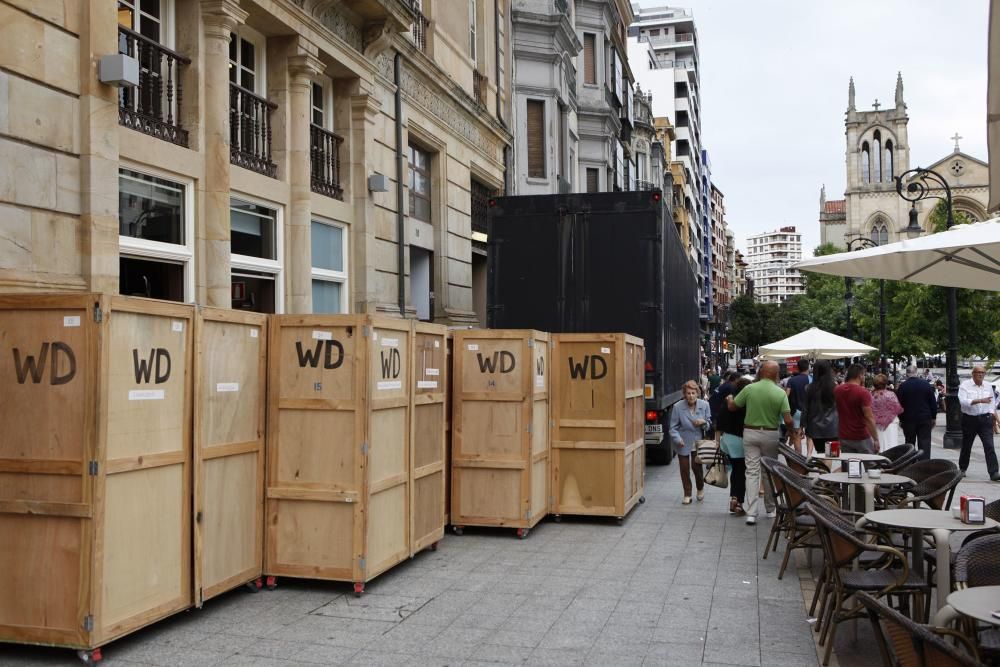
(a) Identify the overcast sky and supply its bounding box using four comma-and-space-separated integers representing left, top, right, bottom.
636, 0, 990, 256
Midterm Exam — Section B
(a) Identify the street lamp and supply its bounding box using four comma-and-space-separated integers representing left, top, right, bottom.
844, 235, 886, 373
895, 167, 962, 450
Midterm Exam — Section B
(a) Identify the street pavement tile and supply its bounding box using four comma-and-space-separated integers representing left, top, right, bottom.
346, 649, 448, 666
193, 632, 258, 655
760, 652, 819, 667
501, 611, 560, 632
310, 593, 426, 623
483, 628, 550, 649
465, 644, 534, 664
702, 643, 764, 666
526, 647, 591, 666
231, 638, 316, 660
644, 640, 707, 663
536, 630, 598, 651
450, 612, 512, 630
288, 643, 361, 665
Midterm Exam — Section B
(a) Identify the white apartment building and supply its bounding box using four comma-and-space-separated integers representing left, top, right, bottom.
745, 226, 806, 304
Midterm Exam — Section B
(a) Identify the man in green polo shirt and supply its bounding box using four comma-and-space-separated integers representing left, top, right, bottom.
728, 360, 794, 525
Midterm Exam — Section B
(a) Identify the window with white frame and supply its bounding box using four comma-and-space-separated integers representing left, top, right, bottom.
469, 0, 477, 64
311, 219, 348, 314
230, 197, 282, 313
118, 168, 192, 302
117, 0, 173, 46
229, 27, 266, 94
311, 76, 333, 129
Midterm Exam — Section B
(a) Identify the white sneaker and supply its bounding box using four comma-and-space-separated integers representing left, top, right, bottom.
766, 511, 777, 519
745, 515, 757, 525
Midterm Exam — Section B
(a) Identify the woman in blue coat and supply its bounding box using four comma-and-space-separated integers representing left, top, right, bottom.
669, 380, 711, 504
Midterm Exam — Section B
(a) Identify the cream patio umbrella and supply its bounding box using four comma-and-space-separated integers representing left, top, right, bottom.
758, 327, 876, 361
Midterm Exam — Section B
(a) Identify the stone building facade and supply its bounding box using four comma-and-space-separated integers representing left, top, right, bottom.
0, 0, 511, 327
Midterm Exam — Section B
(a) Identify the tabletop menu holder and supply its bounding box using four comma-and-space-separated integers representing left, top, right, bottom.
847, 458, 862, 478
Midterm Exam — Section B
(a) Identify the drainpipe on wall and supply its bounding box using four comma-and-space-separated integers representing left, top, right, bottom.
394, 51, 406, 318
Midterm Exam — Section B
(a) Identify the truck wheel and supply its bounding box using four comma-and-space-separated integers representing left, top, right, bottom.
647, 446, 670, 466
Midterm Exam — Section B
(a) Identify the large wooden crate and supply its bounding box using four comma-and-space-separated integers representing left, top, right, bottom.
0, 294, 193, 657
410, 322, 447, 553
451, 330, 550, 538
265, 315, 412, 594
193, 307, 267, 605
551, 334, 645, 522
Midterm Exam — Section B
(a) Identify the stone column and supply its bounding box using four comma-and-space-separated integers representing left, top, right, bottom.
286, 48, 324, 314
200, 0, 248, 307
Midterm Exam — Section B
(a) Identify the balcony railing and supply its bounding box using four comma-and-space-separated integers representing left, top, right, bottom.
473, 69, 487, 108
411, 6, 430, 53
230, 83, 277, 178
117, 26, 191, 147
310, 124, 344, 201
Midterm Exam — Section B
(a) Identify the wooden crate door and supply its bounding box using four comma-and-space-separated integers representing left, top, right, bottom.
411, 326, 446, 552
267, 320, 361, 580
194, 311, 265, 604
100, 300, 192, 640
529, 337, 549, 520
0, 296, 96, 647
366, 323, 410, 577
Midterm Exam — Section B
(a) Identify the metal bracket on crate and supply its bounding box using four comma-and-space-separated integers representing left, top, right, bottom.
361, 442, 369, 455
358, 557, 366, 571
88, 461, 98, 476
527, 339, 534, 348
93, 304, 103, 323
82, 615, 94, 632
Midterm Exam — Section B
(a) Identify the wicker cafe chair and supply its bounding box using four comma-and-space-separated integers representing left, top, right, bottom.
806, 504, 930, 666
766, 462, 826, 580
760, 456, 791, 558
925, 500, 1000, 592
953, 534, 1000, 663
893, 469, 963, 510
778, 442, 828, 476
879, 443, 916, 464
882, 448, 921, 474
880, 459, 958, 508
855, 591, 981, 667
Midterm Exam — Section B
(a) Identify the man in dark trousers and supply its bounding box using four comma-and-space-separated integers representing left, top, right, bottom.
786, 359, 810, 453
896, 365, 937, 460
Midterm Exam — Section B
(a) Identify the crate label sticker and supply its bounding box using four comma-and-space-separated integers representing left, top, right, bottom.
63, 316, 81, 327
425, 367, 440, 376
129, 389, 165, 401
535, 376, 545, 388
568, 355, 607, 380
172, 321, 184, 333
372, 332, 378, 340
216, 382, 239, 393
311, 330, 332, 341
434, 340, 440, 348
467, 344, 479, 351
377, 380, 402, 391
249, 329, 259, 338
417, 380, 438, 389
601, 347, 611, 354
381, 337, 399, 348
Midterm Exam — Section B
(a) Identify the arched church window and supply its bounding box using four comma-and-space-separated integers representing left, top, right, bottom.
872, 131, 882, 183
870, 218, 888, 246
861, 142, 870, 183
884, 140, 894, 181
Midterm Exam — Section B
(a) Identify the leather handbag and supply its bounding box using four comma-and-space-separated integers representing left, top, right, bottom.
703, 451, 729, 488
694, 439, 719, 465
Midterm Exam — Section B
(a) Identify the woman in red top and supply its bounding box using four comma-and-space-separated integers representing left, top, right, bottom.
871, 374, 903, 449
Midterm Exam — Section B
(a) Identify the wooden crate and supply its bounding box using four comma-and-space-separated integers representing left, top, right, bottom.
443, 332, 454, 525
551, 334, 645, 522
265, 315, 411, 594
410, 322, 447, 553
193, 307, 267, 605
0, 294, 193, 658
451, 330, 550, 538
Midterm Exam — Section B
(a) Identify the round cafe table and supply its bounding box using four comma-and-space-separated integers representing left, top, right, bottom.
819, 471, 912, 514
809, 452, 889, 471
860, 509, 1000, 612
933, 585, 1000, 627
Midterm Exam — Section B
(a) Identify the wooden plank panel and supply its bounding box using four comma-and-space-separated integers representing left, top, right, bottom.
200, 452, 260, 602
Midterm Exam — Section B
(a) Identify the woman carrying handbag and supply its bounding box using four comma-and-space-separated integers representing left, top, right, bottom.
668, 380, 711, 504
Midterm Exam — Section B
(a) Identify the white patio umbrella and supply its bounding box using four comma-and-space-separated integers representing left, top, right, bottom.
793, 218, 1000, 291
758, 327, 876, 361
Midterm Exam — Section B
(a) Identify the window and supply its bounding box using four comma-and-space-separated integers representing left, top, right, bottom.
586, 168, 599, 193
310, 78, 333, 129
230, 197, 282, 313
409, 143, 432, 222
558, 105, 567, 180
118, 168, 192, 302
311, 220, 348, 313
872, 130, 882, 183
649, 29, 660, 37
861, 141, 870, 184
526, 100, 545, 179
583, 33, 596, 85
229, 28, 265, 93
870, 219, 889, 246
117, 0, 169, 45
884, 140, 894, 181
469, 0, 477, 63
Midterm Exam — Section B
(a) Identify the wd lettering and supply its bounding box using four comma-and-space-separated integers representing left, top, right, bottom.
476, 351, 516, 373
295, 340, 344, 369
380, 348, 401, 379
133, 348, 171, 384
535, 355, 545, 377
12, 342, 76, 385
568, 355, 607, 380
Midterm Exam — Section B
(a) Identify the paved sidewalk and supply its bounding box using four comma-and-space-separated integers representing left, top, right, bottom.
5, 460, 820, 667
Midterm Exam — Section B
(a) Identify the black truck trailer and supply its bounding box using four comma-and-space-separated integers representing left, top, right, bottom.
485, 189, 700, 464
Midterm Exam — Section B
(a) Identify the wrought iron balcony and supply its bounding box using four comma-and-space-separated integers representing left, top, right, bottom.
310, 124, 344, 201
229, 83, 277, 178
117, 26, 190, 147
411, 6, 430, 53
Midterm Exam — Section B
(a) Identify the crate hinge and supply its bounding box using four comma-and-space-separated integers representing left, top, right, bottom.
361, 442, 369, 455
527, 339, 534, 348
525, 509, 531, 519
88, 461, 98, 476
527, 422, 532, 434
358, 557, 366, 571
83, 614, 94, 632
93, 304, 103, 323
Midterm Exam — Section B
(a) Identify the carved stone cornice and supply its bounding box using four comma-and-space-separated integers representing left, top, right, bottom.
201, 0, 249, 39
288, 52, 325, 81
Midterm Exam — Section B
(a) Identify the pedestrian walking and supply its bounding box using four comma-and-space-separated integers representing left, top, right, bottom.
708, 367, 722, 393
834, 363, 880, 454
708, 371, 738, 432
786, 359, 811, 454
802, 360, 838, 455
958, 365, 1000, 481
718, 376, 751, 516
668, 380, 710, 504
871, 374, 903, 449
896, 365, 938, 460
727, 360, 793, 525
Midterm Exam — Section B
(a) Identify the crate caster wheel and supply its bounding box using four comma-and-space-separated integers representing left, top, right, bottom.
245, 577, 263, 593
77, 648, 102, 665
616, 517, 624, 526
452, 526, 464, 536
265, 576, 277, 591
430, 541, 439, 551
353, 582, 365, 597
516, 528, 529, 539
639, 496, 646, 504
553, 515, 562, 523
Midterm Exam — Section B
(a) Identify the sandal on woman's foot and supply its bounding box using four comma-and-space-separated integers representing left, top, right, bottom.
733, 506, 746, 517
729, 497, 738, 514
682, 496, 692, 505
696, 489, 704, 502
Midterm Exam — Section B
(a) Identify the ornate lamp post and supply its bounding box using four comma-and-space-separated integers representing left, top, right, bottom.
843, 235, 885, 372
895, 167, 962, 450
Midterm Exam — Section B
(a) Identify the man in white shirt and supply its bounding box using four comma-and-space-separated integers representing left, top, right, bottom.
958, 365, 1000, 481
